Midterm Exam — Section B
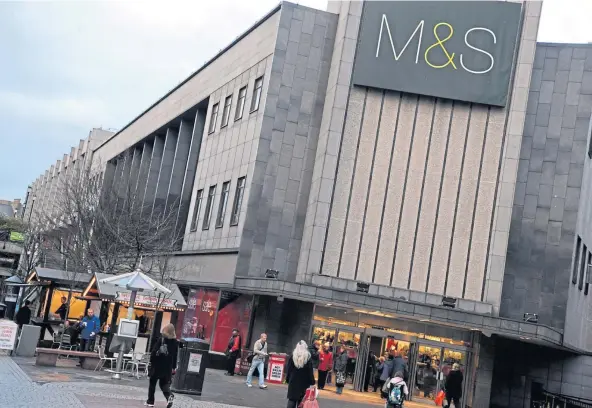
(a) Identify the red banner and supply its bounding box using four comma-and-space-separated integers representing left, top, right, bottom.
180, 289, 219, 342
211, 292, 253, 353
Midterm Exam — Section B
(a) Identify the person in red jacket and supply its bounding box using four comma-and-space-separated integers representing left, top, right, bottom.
317, 342, 333, 390
225, 328, 242, 376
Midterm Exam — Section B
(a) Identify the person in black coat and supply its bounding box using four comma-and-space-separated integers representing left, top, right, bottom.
285, 340, 316, 408
146, 323, 179, 408
444, 363, 464, 408
15, 301, 32, 328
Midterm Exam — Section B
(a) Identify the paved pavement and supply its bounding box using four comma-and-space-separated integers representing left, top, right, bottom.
4, 356, 402, 408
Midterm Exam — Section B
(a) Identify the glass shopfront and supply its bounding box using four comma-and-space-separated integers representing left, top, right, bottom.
311, 305, 474, 405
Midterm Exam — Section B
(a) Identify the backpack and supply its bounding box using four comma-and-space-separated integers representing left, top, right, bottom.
156, 338, 169, 357
388, 382, 405, 406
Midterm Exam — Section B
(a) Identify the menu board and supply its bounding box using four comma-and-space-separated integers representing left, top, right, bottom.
0, 320, 18, 350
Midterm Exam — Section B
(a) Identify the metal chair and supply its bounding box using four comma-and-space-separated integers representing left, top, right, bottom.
125, 352, 150, 379
95, 346, 117, 371
51, 333, 61, 349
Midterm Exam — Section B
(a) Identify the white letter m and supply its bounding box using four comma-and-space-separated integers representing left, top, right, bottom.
375, 14, 424, 64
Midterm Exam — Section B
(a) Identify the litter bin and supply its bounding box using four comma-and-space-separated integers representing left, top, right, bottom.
171, 340, 210, 395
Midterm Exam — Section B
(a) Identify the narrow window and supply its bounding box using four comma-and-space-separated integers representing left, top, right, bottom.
586, 251, 591, 295
202, 185, 216, 230
588, 126, 592, 159
579, 243, 587, 290
189, 189, 203, 232
221, 95, 232, 128
573, 236, 581, 284
208, 103, 219, 134
250, 76, 264, 112
216, 181, 231, 228
235, 86, 247, 121
230, 176, 246, 225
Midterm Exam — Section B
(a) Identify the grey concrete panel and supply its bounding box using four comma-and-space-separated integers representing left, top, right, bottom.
166, 120, 193, 213
142, 134, 165, 218
152, 128, 179, 217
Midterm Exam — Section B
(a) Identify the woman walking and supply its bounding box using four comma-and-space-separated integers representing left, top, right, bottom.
333, 346, 348, 395
145, 324, 179, 408
286, 340, 316, 408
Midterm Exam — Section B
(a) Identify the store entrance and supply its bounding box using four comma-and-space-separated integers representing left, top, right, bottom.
410, 344, 467, 405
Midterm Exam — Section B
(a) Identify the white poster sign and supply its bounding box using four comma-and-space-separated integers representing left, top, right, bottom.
0, 320, 18, 350
187, 353, 202, 373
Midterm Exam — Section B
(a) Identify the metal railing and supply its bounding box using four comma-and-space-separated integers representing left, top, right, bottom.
533, 390, 592, 408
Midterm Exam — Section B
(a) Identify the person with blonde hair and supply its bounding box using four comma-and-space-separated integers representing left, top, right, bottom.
285, 340, 316, 408
145, 323, 178, 408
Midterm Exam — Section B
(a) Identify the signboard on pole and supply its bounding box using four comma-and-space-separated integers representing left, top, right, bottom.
0, 320, 18, 351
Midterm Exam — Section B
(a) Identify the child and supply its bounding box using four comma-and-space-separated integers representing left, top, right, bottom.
385, 371, 409, 408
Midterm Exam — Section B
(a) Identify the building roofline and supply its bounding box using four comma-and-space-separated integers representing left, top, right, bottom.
94, 2, 283, 154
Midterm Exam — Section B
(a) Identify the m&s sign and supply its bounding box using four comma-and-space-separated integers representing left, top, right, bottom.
353, 1, 522, 106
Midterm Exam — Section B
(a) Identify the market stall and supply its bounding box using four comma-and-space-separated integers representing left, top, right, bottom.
25, 267, 93, 343
79, 273, 187, 353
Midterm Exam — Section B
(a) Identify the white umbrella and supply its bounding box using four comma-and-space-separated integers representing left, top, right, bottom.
99, 268, 170, 379
99, 270, 171, 294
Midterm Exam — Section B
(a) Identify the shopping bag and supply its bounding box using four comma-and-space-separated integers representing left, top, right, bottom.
299, 387, 320, 408
435, 390, 445, 406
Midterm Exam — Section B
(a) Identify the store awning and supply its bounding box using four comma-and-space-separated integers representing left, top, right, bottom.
26, 267, 92, 286
81, 273, 187, 311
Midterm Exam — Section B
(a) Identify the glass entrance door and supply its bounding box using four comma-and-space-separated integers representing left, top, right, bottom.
410, 345, 468, 405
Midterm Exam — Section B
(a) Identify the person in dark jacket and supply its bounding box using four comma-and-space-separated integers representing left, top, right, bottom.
146, 323, 179, 408
364, 351, 376, 392
374, 356, 386, 392
286, 340, 315, 408
444, 363, 463, 408
225, 328, 242, 376
333, 346, 348, 395
308, 340, 320, 370
15, 300, 32, 328
392, 351, 408, 382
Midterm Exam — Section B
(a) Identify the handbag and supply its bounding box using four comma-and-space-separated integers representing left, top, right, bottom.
298, 386, 319, 408
335, 371, 346, 386
246, 341, 266, 364
435, 390, 445, 406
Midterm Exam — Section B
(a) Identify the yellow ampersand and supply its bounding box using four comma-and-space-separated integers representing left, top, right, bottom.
424, 22, 457, 69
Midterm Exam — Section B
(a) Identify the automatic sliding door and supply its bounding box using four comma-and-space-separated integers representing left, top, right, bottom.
411, 345, 442, 403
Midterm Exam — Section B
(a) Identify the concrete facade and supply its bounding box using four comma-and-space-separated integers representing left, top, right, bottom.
24, 1, 592, 406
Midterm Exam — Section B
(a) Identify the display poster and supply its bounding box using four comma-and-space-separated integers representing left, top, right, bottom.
0, 320, 18, 350
211, 292, 253, 353
187, 353, 203, 373
180, 289, 219, 342
266, 354, 288, 384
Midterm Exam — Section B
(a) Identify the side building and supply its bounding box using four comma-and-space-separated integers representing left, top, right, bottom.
30, 1, 592, 407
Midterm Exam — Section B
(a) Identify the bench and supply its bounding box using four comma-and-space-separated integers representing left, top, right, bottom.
35, 348, 101, 370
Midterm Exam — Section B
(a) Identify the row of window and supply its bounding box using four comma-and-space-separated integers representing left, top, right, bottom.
572, 235, 591, 295
208, 76, 264, 134
190, 176, 246, 232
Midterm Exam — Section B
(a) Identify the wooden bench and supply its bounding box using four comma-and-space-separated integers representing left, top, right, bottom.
35, 348, 101, 370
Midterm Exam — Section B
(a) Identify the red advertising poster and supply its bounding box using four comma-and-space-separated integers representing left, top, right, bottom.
211, 292, 253, 353
180, 289, 219, 342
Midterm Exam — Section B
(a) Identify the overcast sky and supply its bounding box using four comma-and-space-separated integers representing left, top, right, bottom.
0, 0, 590, 201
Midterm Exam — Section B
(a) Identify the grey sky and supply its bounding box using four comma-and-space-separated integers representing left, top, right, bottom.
0, 0, 590, 201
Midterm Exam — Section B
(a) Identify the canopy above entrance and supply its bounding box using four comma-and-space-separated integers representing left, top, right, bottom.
81, 273, 187, 311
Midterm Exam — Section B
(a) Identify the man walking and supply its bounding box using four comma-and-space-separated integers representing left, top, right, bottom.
246, 333, 268, 388
225, 328, 242, 376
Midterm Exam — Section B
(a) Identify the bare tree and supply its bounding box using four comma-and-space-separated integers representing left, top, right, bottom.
0, 214, 43, 280
38, 151, 185, 318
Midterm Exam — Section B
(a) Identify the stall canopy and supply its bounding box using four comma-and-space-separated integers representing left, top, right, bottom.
26, 267, 92, 287
81, 273, 187, 311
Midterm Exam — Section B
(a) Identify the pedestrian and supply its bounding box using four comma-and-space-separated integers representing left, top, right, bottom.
333, 346, 348, 395
317, 342, 333, 390
364, 351, 376, 392
145, 323, 178, 408
246, 332, 268, 388
380, 354, 395, 398
15, 300, 32, 329
308, 340, 320, 370
392, 351, 408, 382
374, 356, 385, 392
225, 328, 242, 376
385, 371, 409, 408
285, 340, 315, 408
78, 309, 100, 366
54, 296, 68, 320
444, 363, 463, 408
